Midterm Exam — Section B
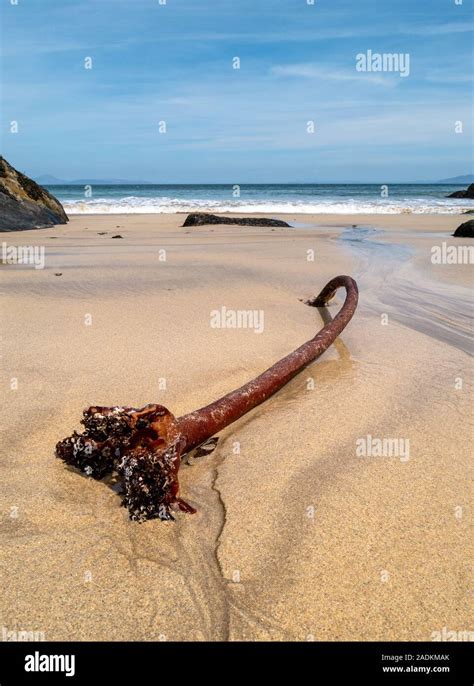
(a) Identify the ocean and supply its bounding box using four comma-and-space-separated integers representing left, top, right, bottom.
45, 183, 473, 215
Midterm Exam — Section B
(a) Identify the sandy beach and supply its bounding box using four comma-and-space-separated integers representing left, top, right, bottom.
0, 212, 472, 641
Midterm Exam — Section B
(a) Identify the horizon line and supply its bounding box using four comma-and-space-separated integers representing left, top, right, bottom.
37, 180, 471, 186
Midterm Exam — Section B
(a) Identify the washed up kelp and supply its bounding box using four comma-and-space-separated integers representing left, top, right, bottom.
56, 275, 358, 522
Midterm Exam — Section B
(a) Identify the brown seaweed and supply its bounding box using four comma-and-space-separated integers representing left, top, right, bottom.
56, 275, 358, 521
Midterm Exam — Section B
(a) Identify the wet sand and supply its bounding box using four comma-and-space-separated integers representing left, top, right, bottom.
0, 213, 472, 641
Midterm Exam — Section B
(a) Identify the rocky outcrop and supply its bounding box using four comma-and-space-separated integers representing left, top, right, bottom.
182, 212, 290, 228
0, 157, 68, 231
447, 183, 474, 199
452, 219, 474, 237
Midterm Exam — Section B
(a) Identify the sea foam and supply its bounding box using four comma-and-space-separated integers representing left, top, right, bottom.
64, 196, 469, 215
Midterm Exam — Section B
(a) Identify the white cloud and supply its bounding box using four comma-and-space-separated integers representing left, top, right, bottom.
271, 64, 397, 87
405, 22, 474, 37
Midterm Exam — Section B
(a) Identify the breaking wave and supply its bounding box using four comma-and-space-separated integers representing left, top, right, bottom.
64, 196, 471, 215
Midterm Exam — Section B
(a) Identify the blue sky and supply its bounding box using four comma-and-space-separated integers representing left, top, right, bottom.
1, 0, 473, 182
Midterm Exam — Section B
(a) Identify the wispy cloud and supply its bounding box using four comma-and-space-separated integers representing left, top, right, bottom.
271, 64, 397, 87
403, 22, 474, 37
3, 22, 472, 57
165, 21, 474, 43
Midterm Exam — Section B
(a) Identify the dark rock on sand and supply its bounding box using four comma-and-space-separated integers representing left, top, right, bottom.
111, 234, 123, 239
0, 156, 68, 231
183, 212, 290, 228
447, 183, 474, 199
452, 220, 474, 237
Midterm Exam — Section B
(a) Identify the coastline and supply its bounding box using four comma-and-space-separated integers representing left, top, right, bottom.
0, 212, 471, 640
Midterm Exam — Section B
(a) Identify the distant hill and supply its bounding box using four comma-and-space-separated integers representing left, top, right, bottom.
35, 174, 68, 184
35, 175, 152, 185
435, 175, 474, 185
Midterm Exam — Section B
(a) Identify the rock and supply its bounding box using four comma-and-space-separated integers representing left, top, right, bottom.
447, 183, 474, 199
111, 234, 123, 239
452, 219, 474, 237
182, 212, 290, 228
462, 183, 474, 198
462, 209, 474, 214
0, 156, 68, 231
